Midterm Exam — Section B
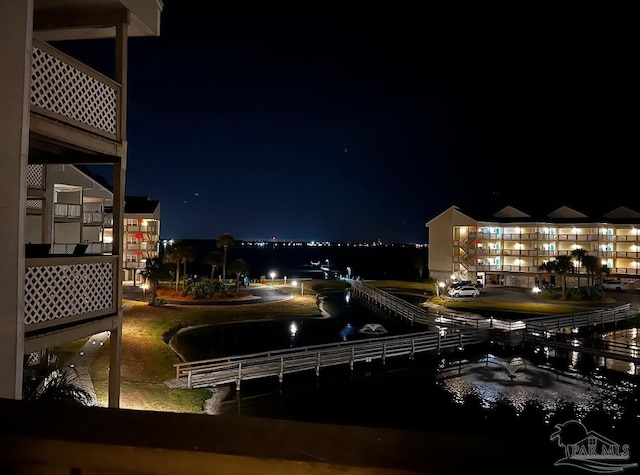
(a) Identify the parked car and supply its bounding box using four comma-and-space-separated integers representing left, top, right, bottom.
448, 285, 480, 298
450, 280, 473, 290
602, 280, 629, 291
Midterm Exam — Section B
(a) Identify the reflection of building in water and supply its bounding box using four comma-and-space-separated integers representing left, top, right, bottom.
438, 355, 627, 415
600, 328, 639, 376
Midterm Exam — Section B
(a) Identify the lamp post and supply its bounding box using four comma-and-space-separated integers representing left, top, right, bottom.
292, 280, 297, 297
270, 271, 276, 287
533, 286, 541, 304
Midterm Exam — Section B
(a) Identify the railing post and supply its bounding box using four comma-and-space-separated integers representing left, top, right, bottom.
316, 352, 321, 377
350, 347, 355, 371
187, 371, 192, 389
279, 356, 284, 384
236, 362, 242, 391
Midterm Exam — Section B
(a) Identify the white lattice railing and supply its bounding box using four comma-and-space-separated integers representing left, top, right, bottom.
26, 164, 45, 189
24, 256, 117, 329
30, 39, 121, 140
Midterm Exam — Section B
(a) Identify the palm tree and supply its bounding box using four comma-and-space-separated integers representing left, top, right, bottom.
216, 233, 235, 281
180, 248, 193, 290
164, 241, 193, 291
571, 248, 587, 287
581, 254, 604, 287
539, 255, 574, 299
23, 368, 93, 406
140, 255, 164, 300
227, 257, 250, 293
203, 250, 223, 280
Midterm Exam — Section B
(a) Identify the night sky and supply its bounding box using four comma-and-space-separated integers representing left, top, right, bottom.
57, 3, 635, 243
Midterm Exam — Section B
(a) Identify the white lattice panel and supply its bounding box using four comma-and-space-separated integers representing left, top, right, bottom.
31, 46, 117, 135
24, 261, 113, 325
26, 352, 41, 366
26, 199, 43, 210
27, 165, 45, 189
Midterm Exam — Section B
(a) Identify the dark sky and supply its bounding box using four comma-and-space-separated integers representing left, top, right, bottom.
60, 3, 636, 243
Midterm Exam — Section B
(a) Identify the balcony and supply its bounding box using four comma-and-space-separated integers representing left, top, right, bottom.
54, 203, 82, 219
24, 255, 118, 335
30, 39, 122, 147
83, 211, 104, 225
615, 235, 640, 242
125, 261, 146, 269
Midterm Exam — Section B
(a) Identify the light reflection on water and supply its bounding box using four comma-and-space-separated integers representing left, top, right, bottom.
174, 288, 639, 428
600, 327, 639, 375
437, 354, 629, 418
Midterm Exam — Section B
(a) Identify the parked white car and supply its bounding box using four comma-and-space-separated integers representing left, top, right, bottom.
602, 280, 629, 291
448, 285, 480, 298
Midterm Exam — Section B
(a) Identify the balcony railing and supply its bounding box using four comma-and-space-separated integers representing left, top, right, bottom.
51, 243, 111, 255
54, 203, 81, 218
30, 39, 122, 141
616, 235, 640, 242
83, 211, 104, 224
124, 261, 146, 269
24, 255, 118, 331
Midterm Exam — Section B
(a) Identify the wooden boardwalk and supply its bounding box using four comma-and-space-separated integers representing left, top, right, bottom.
166, 328, 485, 389
165, 281, 640, 390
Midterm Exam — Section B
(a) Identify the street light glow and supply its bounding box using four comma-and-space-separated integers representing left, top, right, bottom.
533, 286, 541, 304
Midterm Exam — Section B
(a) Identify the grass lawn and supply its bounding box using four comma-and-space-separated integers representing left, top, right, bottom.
90, 281, 327, 412
83, 279, 622, 413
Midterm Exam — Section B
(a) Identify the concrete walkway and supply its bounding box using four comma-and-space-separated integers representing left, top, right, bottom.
70, 283, 290, 406
65, 330, 111, 405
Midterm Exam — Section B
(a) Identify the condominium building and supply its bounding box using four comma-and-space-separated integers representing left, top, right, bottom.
0, 0, 163, 405
27, 163, 161, 285
426, 201, 640, 289
123, 195, 161, 284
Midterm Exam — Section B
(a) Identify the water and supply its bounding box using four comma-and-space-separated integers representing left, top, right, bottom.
171, 288, 640, 447
171, 291, 415, 360
185, 242, 427, 282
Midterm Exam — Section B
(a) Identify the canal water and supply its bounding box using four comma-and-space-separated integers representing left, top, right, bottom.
170, 288, 640, 450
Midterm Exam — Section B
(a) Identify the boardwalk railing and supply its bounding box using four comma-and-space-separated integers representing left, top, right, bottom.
524, 332, 640, 364
170, 328, 486, 389
525, 304, 634, 333
166, 283, 640, 390
349, 280, 637, 333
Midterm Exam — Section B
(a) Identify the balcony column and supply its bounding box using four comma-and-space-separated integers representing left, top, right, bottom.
108, 322, 123, 408
0, 0, 33, 400
107, 19, 129, 409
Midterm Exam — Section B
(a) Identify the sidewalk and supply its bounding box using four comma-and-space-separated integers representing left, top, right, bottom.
65, 330, 111, 405
70, 283, 290, 405
69, 284, 141, 405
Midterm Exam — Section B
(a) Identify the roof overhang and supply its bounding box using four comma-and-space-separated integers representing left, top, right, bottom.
33, 0, 163, 41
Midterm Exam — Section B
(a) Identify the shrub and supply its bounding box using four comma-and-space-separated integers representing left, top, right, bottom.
148, 296, 166, 307
185, 278, 227, 298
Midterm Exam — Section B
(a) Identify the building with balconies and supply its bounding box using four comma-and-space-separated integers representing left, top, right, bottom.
123, 195, 161, 284
0, 0, 163, 407
426, 201, 640, 289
